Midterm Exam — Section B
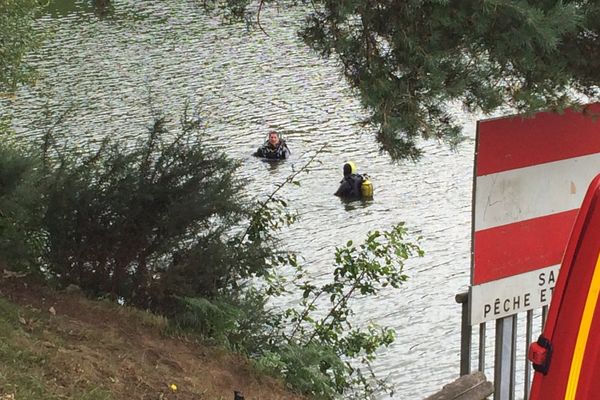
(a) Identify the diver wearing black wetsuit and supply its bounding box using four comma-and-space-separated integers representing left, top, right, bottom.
254, 131, 290, 160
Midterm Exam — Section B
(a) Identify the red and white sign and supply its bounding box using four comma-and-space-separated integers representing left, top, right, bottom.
471, 103, 600, 324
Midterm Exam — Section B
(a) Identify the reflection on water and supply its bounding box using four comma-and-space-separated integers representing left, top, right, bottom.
1, 1, 480, 398
257, 158, 287, 173
338, 198, 374, 212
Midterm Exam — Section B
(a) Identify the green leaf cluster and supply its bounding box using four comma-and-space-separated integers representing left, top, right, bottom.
0, 0, 45, 93
256, 342, 347, 399
257, 223, 423, 399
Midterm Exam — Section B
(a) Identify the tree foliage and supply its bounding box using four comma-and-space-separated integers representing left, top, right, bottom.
257, 224, 423, 399
0, 0, 44, 93
0, 132, 45, 269
38, 110, 274, 309
207, 0, 600, 159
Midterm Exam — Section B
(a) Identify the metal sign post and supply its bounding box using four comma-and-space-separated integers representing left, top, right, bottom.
494, 315, 517, 400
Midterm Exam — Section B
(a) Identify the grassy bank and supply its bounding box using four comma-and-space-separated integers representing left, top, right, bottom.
0, 275, 305, 400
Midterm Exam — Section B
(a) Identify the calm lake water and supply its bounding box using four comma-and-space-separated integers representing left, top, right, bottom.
1, 1, 481, 397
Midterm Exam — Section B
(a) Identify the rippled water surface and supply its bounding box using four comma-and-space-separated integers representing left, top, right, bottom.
1, 1, 480, 398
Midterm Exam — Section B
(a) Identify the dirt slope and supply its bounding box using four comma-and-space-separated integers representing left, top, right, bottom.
0, 275, 305, 400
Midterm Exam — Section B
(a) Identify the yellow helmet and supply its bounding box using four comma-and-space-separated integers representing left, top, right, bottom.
343, 161, 357, 176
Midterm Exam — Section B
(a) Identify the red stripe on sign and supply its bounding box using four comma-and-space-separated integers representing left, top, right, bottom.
476, 103, 600, 176
473, 209, 578, 285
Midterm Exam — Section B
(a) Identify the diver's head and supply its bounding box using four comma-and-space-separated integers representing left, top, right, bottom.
343, 161, 357, 176
268, 131, 280, 146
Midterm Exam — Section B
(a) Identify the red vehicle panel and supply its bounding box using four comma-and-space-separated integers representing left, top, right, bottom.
529, 173, 600, 399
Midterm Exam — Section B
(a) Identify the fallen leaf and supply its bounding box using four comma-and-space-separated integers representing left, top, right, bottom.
3, 269, 27, 279
49, 306, 56, 315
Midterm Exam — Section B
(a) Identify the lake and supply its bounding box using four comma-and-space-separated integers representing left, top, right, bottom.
1, 1, 481, 397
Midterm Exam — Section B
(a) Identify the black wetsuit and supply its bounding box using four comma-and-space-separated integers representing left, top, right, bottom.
334, 173, 364, 199
254, 140, 290, 160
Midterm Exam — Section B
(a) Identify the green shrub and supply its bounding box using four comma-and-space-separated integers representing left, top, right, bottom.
0, 133, 45, 270
257, 343, 348, 399
262, 224, 422, 399
175, 222, 422, 399
40, 111, 262, 308
170, 296, 240, 344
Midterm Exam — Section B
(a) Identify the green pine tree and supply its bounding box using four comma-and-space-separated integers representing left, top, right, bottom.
207, 0, 600, 159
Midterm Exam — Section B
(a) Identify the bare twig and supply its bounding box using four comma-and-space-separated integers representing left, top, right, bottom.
41, 106, 73, 165
257, 0, 270, 36
288, 285, 325, 340
306, 271, 364, 344
239, 143, 327, 244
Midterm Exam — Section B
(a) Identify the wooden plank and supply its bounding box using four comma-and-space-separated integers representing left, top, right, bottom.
424, 372, 493, 400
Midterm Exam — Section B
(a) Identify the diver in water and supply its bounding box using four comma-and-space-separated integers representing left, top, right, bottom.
253, 131, 291, 160
334, 161, 373, 200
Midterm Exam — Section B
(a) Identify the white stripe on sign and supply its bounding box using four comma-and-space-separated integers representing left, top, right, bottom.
474, 153, 600, 231
470, 264, 560, 324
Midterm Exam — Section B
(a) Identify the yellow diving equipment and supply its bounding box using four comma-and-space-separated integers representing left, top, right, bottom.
339, 161, 373, 199
361, 176, 374, 199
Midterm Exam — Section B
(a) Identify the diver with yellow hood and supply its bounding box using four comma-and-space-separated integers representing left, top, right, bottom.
334, 161, 373, 200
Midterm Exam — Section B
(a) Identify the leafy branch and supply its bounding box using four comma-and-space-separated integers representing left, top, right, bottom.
240, 143, 327, 244
263, 223, 423, 398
